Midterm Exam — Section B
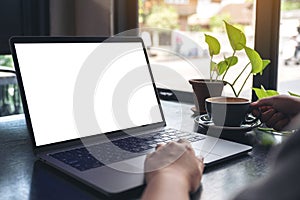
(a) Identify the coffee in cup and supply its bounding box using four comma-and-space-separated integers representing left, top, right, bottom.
205, 97, 259, 127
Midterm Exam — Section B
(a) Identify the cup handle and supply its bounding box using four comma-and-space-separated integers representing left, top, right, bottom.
200, 114, 211, 122
244, 107, 261, 124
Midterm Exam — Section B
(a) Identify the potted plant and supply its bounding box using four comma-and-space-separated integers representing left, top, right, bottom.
190, 21, 270, 114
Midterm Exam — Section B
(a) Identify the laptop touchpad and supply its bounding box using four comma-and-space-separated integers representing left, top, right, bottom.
108, 160, 144, 174
123, 155, 146, 173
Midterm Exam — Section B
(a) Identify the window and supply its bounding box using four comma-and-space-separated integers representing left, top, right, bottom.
277, 0, 300, 95
0, 55, 23, 117
164, 0, 190, 4
139, 0, 257, 100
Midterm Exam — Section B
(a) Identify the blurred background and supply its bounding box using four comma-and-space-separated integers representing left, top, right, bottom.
0, 0, 299, 116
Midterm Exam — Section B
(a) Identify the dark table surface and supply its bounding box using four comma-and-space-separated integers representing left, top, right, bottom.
0, 100, 289, 200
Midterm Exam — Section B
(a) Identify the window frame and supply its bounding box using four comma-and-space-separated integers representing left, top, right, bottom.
253, 0, 281, 100
113, 0, 139, 35
125, 0, 282, 102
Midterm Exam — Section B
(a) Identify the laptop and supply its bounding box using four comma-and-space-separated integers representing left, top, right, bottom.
9, 36, 252, 196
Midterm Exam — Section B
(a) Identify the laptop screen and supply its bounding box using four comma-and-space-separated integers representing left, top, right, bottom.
13, 39, 164, 146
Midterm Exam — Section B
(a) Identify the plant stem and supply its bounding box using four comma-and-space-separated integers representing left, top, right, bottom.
232, 62, 250, 86
237, 72, 252, 97
210, 56, 213, 82
224, 81, 238, 97
211, 70, 215, 80
222, 51, 236, 81
214, 72, 219, 81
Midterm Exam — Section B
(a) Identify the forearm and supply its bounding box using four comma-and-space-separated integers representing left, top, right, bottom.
142, 172, 190, 200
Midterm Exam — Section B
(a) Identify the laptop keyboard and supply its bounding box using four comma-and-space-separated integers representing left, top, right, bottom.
50, 128, 205, 171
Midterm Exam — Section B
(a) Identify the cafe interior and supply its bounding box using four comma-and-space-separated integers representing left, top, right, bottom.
0, 0, 300, 199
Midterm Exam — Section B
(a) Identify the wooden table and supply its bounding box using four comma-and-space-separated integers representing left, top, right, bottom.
0, 101, 287, 200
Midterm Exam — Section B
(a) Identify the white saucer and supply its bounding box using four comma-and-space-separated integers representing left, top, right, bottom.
194, 114, 262, 132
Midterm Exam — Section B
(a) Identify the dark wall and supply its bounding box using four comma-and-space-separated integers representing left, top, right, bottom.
0, 0, 136, 54
50, 0, 112, 36
113, 0, 138, 35
0, 0, 49, 54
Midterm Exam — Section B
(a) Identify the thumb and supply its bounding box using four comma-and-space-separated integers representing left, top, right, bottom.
251, 97, 274, 108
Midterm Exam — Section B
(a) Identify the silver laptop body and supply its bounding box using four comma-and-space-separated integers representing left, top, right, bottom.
10, 36, 252, 196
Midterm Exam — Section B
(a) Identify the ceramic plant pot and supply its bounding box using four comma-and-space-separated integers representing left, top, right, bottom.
189, 79, 225, 114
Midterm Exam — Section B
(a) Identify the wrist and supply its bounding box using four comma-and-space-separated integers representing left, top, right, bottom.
143, 171, 191, 200
148, 170, 191, 192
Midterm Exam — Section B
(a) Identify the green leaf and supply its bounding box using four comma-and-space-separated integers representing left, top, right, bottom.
224, 21, 246, 51
244, 46, 263, 74
257, 127, 292, 135
260, 59, 271, 75
260, 133, 276, 146
258, 127, 275, 132
217, 61, 228, 75
252, 85, 279, 99
252, 87, 267, 99
288, 91, 300, 98
224, 56, 238, 67
204, 34, 220, 57
265, 89, 279, 97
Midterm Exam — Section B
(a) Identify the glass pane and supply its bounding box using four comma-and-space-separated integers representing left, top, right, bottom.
278, 0, 300, 95
139, 0, 256, 99
0, 55, 23, 117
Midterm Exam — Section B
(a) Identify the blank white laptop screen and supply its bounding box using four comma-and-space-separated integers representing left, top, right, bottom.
14, 42, 163, 146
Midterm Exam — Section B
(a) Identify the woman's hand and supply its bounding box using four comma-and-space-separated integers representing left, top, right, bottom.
251, 95, 300, 130
142, 139, 204, 200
